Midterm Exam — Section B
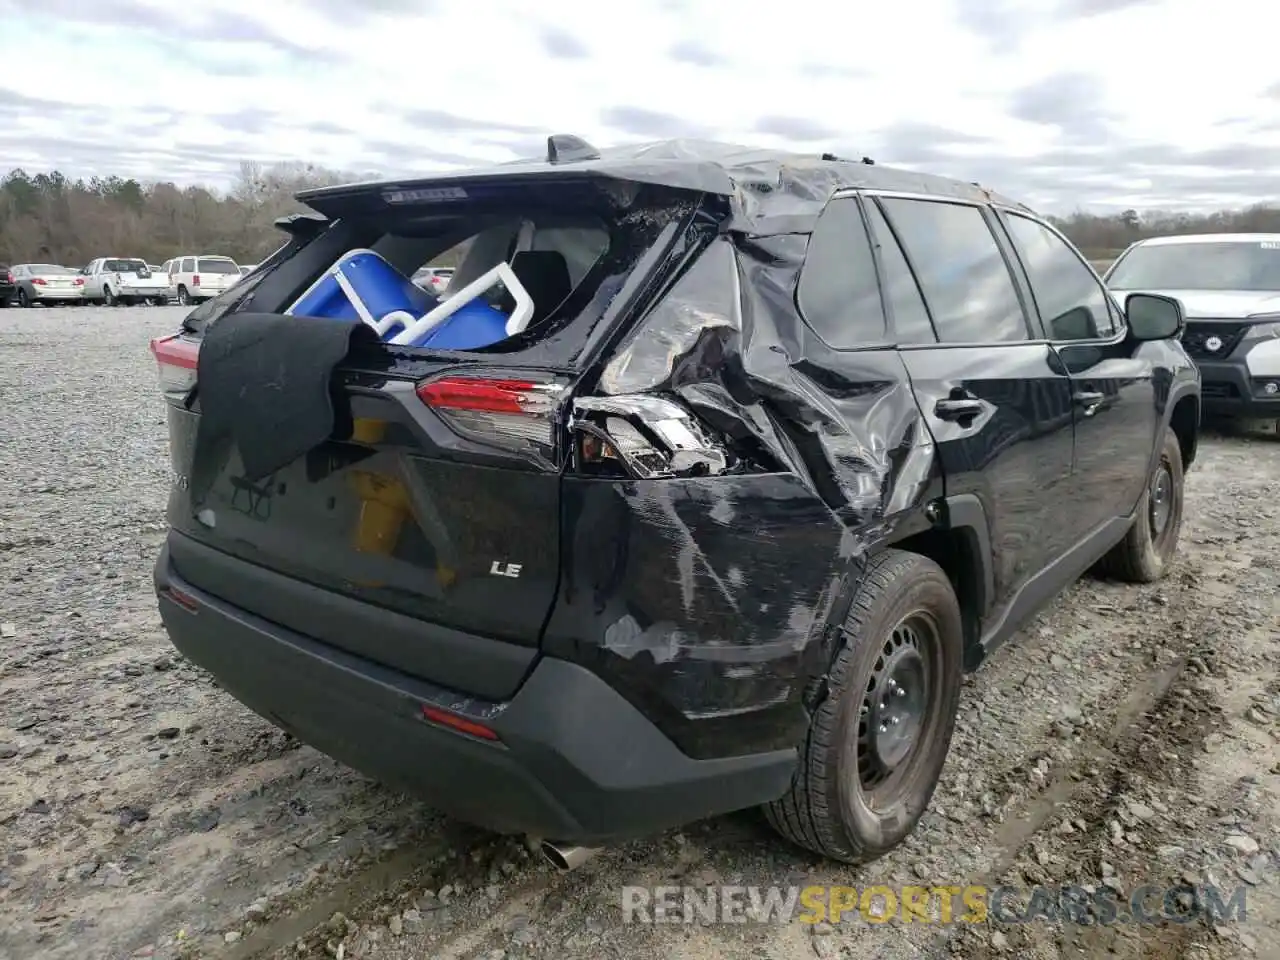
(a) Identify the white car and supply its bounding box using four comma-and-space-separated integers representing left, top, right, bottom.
412, 266, 454, 296
81, 258, 170, 306
163, 254, 242, 305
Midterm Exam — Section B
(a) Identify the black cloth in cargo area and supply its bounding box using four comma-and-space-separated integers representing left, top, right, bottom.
192, 312, 379, 486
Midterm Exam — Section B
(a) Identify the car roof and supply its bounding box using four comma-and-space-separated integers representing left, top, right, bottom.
1136, 233, 1280, 246
296, 136, 1033, 234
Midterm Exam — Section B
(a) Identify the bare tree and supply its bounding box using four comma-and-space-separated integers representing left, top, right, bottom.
2, 163, 1279, 268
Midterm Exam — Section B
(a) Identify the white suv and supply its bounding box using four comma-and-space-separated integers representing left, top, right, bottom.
164, 255, 242, 305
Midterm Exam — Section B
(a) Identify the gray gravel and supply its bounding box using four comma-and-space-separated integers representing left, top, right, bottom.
1, 306, 1277, 960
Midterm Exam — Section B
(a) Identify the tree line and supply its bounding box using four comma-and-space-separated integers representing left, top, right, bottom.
3, 161, 1279, 268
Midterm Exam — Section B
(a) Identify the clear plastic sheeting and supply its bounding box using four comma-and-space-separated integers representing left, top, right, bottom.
595, 228, 936, 530
599, 238, 741, 396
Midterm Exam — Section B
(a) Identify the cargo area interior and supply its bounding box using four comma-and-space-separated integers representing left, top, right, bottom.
283, 207, 635, 352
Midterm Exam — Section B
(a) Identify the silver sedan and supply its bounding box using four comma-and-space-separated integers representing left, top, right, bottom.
11, 263, 84, 306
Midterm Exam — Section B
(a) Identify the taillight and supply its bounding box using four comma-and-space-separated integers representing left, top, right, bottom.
415, 374, 565, 468
73, 277, 84, 286
192, 274, 201, 286
149, 334, 199, 405
4, 272, 12, 283
420, 705, 499, 741
32, 278, 46, 286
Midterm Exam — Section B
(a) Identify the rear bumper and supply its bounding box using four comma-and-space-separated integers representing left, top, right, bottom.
32, 288, 83, 300
1196, 356, 1280, 417
154, 539, 796, 844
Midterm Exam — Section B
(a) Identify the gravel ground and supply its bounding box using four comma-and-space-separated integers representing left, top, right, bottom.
1, 306, 1277, 960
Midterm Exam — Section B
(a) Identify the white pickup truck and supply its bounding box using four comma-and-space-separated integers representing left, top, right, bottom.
82, 258, 171, 306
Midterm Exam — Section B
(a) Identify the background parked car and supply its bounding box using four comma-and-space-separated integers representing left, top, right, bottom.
1105, 233, 1280, 429
166, 254, 241, 305
238, 263, 258, 277
11, 263, 84, 306
81, 258, 171, 306
0, 264, 15, 306
412, 266, 454, 296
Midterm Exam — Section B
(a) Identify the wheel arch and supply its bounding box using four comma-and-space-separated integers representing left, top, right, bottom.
1168, 391, 1199, 470
885, 495, 993, 672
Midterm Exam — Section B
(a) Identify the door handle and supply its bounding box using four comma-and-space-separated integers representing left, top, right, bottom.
1074, 390, 1106, 416
934, 398, 985, 421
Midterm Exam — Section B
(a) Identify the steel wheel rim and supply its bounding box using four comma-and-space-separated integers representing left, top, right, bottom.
1149, 460, 1173, 537
856, 612, 941, 808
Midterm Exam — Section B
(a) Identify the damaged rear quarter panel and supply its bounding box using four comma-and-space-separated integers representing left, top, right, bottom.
543, 228, 941, 761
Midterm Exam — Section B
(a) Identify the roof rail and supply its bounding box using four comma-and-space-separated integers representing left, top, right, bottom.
546, 134, 600, 164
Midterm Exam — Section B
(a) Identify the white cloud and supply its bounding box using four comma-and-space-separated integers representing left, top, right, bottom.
0, 0, 1276, 211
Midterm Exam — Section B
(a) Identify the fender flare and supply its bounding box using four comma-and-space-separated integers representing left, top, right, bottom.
942, 494, 995, 624
1150, 379, 1200, 477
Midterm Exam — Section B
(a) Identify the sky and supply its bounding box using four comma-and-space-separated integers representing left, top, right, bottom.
0, 0, 1277, 214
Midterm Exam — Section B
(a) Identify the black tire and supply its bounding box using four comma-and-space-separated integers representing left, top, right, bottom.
764, 549, 964, 864
103, 286, 117, 306
17, 288, 29, 307
0, 295, 8, 308
176, 286, 190, 306
1097, 426, 1185, 583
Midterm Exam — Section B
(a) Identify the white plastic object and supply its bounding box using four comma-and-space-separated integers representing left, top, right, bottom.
284, 247, 380, 319
388, 260, 534, 346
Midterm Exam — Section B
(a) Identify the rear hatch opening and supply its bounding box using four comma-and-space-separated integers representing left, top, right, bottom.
149, 176, 787, 699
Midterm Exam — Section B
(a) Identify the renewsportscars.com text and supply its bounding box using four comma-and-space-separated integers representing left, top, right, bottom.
620, 884, 1249, 926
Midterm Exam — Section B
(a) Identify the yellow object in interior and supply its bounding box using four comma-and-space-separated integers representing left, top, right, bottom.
351, 418, 388, 444
349, 469, 410, 555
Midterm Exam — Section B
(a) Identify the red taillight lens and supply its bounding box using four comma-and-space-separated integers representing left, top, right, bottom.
5, 273, 12, 283
192, 274, 201, 286
32, 277, 46, 286
416, 377, 547, 413
150, 334, 199, 404
73, 277, 84, 286
415, 374, 565, 468
421, 705, 499, 741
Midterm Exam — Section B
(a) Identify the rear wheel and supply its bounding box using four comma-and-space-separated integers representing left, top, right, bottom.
103, 286, 117, 306
17, 288, 29, 307
764, 549, 964, 864
176, 285, 190, 306
1098, 426, 1184, 582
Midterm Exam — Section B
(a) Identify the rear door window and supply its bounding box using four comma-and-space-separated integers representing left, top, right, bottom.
196, 258, 240, 275
180, 258, 195, 272
864, 201, 936, 345
797, 196, 886, 347
1002, 212, 1116, 340
879, 198, 1029, 344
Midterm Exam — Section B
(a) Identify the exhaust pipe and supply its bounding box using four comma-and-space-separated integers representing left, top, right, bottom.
538, 840, 601, 871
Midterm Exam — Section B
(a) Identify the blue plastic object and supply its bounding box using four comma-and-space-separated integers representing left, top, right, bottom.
412, 299, 511, 350
290, 250, 437, 339
289, 248, 515, 349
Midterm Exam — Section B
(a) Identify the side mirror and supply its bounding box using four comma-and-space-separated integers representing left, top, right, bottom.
1125, 293, 1184, 342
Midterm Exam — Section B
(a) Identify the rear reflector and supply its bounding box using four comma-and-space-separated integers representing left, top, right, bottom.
415, 374, 566, 468
150, 334, 200, 405
421, 705, 499, 741
161, 586, 200, 612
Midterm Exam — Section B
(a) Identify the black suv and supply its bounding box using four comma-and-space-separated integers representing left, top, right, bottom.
0, 264, 14, 306
150, 138, 1200, 867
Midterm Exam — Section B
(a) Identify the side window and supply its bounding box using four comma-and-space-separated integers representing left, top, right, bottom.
1003, 213, 1115, 340
865, 201, 936, 344
797, 197, 886, 347
879, 198, 1029, 344
181, 257, 195, 272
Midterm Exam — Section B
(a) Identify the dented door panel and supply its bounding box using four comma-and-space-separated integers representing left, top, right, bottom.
543, 473, 849, 759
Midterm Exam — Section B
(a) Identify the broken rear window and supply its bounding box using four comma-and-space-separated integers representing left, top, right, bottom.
276, 195, 690, 355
